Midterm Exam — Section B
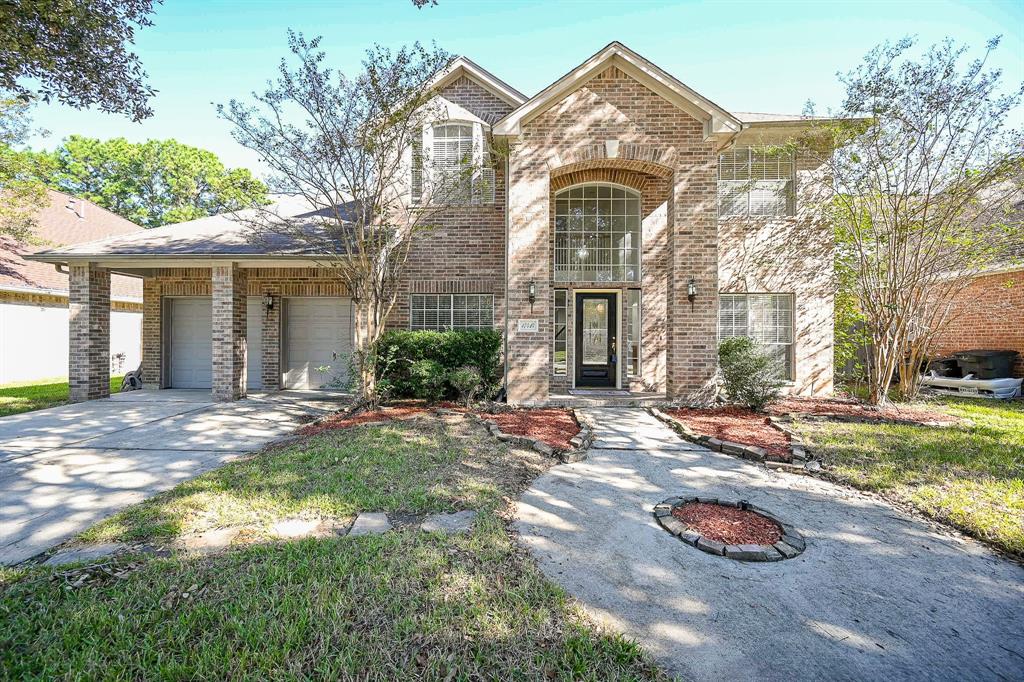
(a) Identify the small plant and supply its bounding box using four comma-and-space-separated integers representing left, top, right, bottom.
408, 359, 447, 402
718, 337, 785, 411
449, 365, 482, 407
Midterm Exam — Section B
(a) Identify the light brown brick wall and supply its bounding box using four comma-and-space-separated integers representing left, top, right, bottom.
930, 270, 1024, 377
507, 65, 719, 403
718, 160, 835, 396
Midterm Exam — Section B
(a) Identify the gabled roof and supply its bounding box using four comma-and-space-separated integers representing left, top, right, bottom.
431, 56, 528, 108
1, 190, 143, 300
493, 41, 742, 140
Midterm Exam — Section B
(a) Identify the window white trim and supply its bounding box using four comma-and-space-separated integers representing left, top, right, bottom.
409, 293, 494, 331
719, 293, 795, 381
718, 147, 796, 217
554, 182, 642, 283
413, 120, 495, 205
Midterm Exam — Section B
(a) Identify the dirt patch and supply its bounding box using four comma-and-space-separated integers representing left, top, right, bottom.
479, 409, 580, 452
672, 502, 782, 546
299, 406, 436, 435
665, 407, 791, 460
767, 397, 955, 425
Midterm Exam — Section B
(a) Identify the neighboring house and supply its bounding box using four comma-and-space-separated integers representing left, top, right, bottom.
29, 42, 838, 404
1, 191, 144, 384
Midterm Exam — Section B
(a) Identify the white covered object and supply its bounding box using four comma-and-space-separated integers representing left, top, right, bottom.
920, 373, 1022, 399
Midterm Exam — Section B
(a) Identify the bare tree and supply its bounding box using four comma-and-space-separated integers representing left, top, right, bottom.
219, 32, 489, 404
804, 37, 1023, 404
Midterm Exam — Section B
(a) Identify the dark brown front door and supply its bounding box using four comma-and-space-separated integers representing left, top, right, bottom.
575, 293, 617, 388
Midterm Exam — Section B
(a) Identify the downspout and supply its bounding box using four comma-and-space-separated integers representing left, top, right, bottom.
502, 147, 510, 401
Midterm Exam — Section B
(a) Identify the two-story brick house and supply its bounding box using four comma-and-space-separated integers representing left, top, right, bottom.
30, 42, 835, 404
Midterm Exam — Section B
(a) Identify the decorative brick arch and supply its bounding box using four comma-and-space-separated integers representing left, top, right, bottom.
550, 165, 667, 194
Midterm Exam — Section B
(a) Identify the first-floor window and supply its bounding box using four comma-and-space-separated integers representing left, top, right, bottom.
625, 289, 640, 377
553, 290, 568, 375
411, 293, 493, 331
719, 293, 794, 380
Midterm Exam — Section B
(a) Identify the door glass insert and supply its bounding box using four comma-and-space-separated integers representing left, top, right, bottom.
581, 299, 608, 365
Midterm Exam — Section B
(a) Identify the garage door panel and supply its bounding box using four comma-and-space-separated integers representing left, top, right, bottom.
283, 297, 352, 389
169, 298, 212, 389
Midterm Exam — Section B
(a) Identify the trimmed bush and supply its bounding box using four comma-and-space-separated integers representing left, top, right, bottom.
718, 336, 785, 411
449, 365, 483, 407
376, 329, 502, 400
407, 359, 447, 402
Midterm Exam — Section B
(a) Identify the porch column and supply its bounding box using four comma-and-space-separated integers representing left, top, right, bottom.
68, 263, 111, 402
212, 264, 247, 401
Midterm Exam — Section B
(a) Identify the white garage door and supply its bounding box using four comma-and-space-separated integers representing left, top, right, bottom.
282, 297, 353, 389
168, 297, 212, 389
246, 299, 263, 390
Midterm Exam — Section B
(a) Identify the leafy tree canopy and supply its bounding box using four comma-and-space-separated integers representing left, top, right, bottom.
38, 136, 268, 228
0, 0, 158, 121
0, 94, 51, 242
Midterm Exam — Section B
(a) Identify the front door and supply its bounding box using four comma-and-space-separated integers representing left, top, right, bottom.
575, 293, 617, 388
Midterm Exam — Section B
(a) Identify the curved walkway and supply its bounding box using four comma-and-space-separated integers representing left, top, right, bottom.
514, 407, 1024, 681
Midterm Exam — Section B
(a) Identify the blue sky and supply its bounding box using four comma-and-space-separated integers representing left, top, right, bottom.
26, 0, 1024, 174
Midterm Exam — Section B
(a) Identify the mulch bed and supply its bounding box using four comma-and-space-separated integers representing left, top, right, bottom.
665, 407, 791, 459
299, 405, 438, 436
672, 502, 782, 546
768, 397, 955, 425
479, 408, 580, 452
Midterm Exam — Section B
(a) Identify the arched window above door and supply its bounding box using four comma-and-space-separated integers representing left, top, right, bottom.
554, 183, 641, 282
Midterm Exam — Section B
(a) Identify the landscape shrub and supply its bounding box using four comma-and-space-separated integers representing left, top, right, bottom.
376, 329, 502, 400
718, 336, 785, 411
407, 359, 447, 402
449, 365, 483, 407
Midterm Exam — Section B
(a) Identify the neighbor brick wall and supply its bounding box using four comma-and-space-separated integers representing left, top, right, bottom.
930, 270, 1024, 377
68, 263, 110, 402
508, 65, 719, 403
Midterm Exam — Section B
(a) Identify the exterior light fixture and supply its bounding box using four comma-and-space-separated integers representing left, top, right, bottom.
528, 281, 536, 305
263, 293, 274, 312
687, 277, 697, 311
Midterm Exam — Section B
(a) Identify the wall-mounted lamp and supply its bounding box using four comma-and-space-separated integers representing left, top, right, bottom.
263, 293, 274, 313
687, 277, 697, 311
528, 281, 536, 305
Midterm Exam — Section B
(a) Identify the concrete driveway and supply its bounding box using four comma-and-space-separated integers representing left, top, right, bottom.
515, 408, 1024, 681
0, 389, 346, 565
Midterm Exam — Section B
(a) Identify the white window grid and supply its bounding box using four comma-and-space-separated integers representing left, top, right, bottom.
719, 293, 795, 380
553, 289, 568, 375
718, 147, 796, 217
554, 184, 641, 282
626, 289, 641, 378
410, 293, 493, 331
412, 123, 495, 206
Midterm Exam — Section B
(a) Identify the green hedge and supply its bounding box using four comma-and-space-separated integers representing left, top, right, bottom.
375, 329, 503, 400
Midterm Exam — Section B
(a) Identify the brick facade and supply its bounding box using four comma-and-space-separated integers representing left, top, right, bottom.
212, 264, 247, 400
68, 263, 111, 402
930, 270, 1024, 377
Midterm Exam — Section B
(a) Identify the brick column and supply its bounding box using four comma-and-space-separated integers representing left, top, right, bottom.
260, 283, 281, 391
69, 263, 111, 402
141, 278, 162, 387
506, 145, 550, 404
212, 264, 247, 401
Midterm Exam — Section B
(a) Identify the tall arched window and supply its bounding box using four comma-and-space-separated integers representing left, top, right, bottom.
554, 183, 641, 282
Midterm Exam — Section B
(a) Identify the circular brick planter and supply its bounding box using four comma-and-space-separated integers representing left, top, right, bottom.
653, 496, 806, 562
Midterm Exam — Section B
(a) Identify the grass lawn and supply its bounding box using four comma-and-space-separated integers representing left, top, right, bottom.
0, 414, 667, 681
792, 397, 1024, 557
0, 376, 123, 417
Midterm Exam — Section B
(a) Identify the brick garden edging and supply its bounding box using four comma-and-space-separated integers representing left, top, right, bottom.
648, 406, 823, 474
653, 496, 806, 562
463, 409, 594, 464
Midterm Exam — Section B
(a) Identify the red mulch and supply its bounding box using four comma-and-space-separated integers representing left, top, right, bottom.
665, 407, 791, 460
673, 502, 782, 546
480, 408, 580, 452
767, 397, 955, 425
299, 406, 436, 436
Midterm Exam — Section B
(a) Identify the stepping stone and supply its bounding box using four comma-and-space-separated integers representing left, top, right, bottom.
44, 543, 125, 567
348, 513, 392, 536
271, 518, 322, 539
421, 510, 477, 534
176, 527, 239, 554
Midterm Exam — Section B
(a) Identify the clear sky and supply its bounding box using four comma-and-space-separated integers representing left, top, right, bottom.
26, 0, 1024, 174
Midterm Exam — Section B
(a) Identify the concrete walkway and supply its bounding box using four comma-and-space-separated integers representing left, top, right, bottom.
515, 408, 1024, 681
0, 389, 346, 564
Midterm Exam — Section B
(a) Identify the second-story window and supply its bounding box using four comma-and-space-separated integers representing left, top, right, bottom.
411, 122, 495, 206
718, 147, 796, 217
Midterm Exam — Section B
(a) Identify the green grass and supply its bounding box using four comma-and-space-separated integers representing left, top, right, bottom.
0, 376, 123, 417
0, 417, 668, 680
794, 397, 1024, 556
